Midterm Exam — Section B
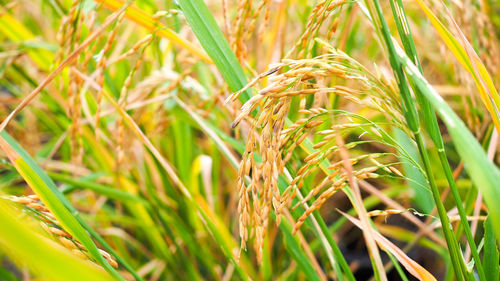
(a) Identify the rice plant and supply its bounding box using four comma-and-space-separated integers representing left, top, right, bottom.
0, 0, 499, 280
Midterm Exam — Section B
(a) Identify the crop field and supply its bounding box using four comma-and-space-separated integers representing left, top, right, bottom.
0, 0, 499, 280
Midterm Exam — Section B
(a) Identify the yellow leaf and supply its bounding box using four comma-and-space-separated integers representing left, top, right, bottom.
0, 9, 53, 71
413, 0, 500, 134
97, 0, 213, 64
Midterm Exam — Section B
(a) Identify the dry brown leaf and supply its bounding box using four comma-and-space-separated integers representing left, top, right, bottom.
339, 210, 438, 281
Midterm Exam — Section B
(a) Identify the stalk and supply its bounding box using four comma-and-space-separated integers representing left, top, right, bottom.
363, 0, 467, 279
388, 1, 486, 279
312, 211, 355, 281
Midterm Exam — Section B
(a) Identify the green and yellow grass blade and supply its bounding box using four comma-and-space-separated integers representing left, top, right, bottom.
413, 0, 500, 134
0, 131, 126, 281
0, 199, 111, 281
0, 8, 53, 71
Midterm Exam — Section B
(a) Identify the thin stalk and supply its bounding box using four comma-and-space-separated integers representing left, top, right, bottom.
437, 152, 484, 278
387, 252, 409, 281
414, 134, 468, 281
388, 1, 486, 279
78, 219, 144, 281
364, 0, 467, 280
337, 134, 387, 281
312, 211, 354, 281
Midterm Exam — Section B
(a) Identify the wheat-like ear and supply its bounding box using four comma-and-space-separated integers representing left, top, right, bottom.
230, 42, 410, 262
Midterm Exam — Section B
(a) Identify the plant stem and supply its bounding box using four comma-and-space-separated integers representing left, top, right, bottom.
363, 0, 468, 279
387, 1, 486, 278
414, 133, 467, 281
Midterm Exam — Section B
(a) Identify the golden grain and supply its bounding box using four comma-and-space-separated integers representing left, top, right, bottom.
228, 41, 404, 262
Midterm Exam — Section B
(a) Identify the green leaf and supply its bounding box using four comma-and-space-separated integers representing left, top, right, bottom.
394, 128, 433, 213
484, 217, 499, 281
281, 220, 322, 281
49, 172, 148, 205
176, 0, 251, 101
